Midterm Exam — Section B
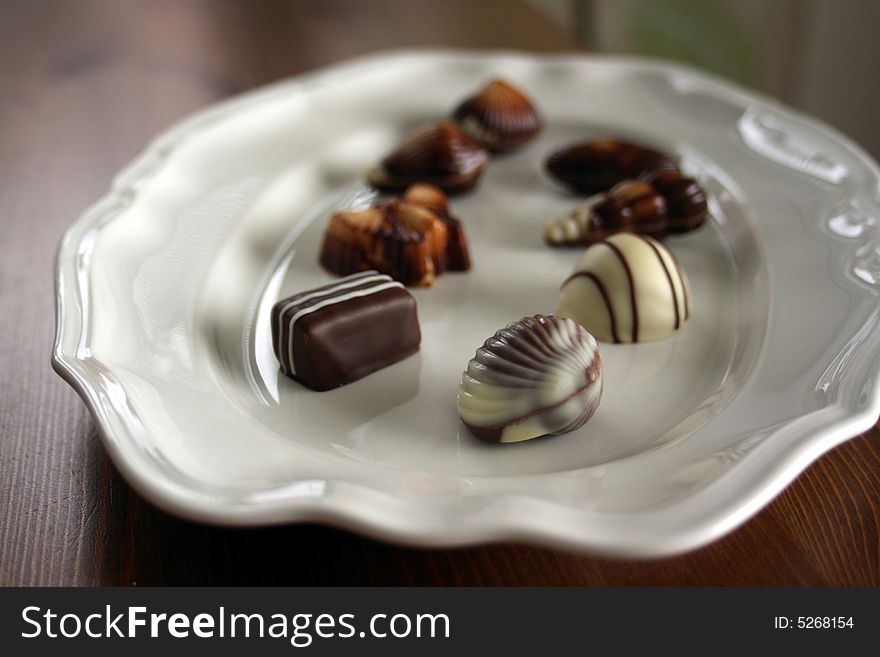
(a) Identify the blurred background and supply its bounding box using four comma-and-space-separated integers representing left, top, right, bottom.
528, 0, 880, 158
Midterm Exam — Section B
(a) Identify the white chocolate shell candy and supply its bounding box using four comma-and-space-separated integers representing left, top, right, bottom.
457, 315, 602, 443
556, 233, 690, 343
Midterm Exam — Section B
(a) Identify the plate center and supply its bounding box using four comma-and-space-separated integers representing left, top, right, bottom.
218, 124, 766, 477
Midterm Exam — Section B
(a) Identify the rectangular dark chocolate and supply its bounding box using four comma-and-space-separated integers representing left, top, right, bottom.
271, 271, 421, 391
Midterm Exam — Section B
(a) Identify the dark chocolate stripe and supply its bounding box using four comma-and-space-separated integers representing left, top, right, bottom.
562, 271, 620, 343
645, 238, 680, 329
602, 240, 639, 342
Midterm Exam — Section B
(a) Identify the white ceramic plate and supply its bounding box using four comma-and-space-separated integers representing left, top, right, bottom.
53, 51, 880, 557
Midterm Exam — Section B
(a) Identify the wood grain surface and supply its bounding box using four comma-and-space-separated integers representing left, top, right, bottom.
1, 0, 878, 586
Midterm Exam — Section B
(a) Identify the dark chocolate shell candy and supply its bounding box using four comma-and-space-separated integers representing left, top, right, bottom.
543, 180, 667, 247
367, 121, 489, 194
452, 79, 542, 152
644, 169, 708, 233
545, 138, 677, 194
599, 180, 667, 241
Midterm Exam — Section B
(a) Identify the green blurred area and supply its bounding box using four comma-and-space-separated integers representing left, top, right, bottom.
623, 0, 756, 87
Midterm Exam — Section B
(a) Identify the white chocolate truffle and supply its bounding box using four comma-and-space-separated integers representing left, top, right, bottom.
556, 233, 690, 343
457, 315, 602, 443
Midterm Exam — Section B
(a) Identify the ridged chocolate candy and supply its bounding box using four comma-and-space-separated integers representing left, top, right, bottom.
556, 233, 690, 343
367, 121, 490, 194
544, 180, 668, 246
457, 315, 602, 443
452, 79, 542, 152
643, 169, 708, 233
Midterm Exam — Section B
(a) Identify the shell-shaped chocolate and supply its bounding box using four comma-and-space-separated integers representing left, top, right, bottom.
543, 194, 611, 247
556, 233, 691, 344
457, 315, 602, 443
600, 180, 667, 240
545, 138, 678, 194
544, 196, 604, 246
452, 79, 542, 152
543, 180, 667, 246
643, 169, 708, 233
367, 121, 490, 194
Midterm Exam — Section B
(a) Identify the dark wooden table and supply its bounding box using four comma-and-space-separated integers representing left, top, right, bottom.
1, 0, 878, 586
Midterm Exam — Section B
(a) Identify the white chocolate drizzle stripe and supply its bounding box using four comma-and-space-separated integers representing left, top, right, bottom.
284, 280, 404, 375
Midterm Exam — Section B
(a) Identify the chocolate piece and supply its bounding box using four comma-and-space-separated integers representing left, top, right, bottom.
402, 183, 471, 271
556, 233, 690, 344
643, 169, 708, 233
457, 315, 602, 443
543, 180, 667, 246
319, 200, 447, 287
452, 78, 542, 152
545, 138, 677, 194
271, 271, 421, 391
367, 121, 490, 195
606, 180, 668, 240
320, 185, 471, 285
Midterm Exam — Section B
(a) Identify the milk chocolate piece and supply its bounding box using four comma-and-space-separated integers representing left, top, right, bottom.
402, 183, 471, 271
271, 271, 421, 391
319, 201, 446, 287
457, 315, 602, 443
319, 185, 471, 285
